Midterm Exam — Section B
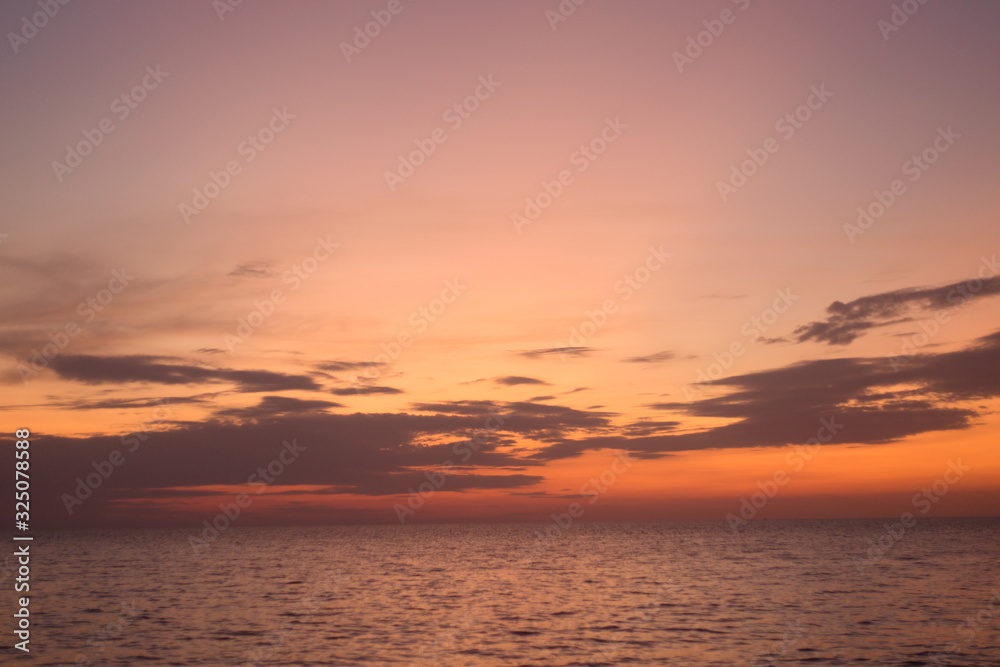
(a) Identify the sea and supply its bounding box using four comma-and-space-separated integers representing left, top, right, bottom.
5, 518, 999, 666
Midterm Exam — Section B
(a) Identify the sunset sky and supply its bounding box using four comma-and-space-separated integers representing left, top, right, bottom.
2, 0, 999, 529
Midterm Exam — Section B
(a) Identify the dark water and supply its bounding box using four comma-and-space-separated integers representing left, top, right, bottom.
5, 518, 999, 665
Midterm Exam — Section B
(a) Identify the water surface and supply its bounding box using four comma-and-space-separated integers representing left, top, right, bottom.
8, 518, 999, 665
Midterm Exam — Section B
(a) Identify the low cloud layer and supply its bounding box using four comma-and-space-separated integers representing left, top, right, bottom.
49, 355, 321, 392
530, 329, 1000, 460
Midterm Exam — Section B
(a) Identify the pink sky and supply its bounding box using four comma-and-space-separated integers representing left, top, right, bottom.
1, 0, 999, 528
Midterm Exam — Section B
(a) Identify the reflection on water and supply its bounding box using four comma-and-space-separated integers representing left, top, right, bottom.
14, 518, 1000, 665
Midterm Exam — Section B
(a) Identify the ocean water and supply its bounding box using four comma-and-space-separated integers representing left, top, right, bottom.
6, 518, 999, 666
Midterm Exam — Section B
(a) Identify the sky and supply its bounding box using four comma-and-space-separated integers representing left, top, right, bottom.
1, 0, 999, 529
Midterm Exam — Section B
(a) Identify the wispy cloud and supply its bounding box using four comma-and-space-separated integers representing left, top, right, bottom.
623, 351, 675, 364
495, 376, 548, 386
49, 355, 322, 392
316, 360, 376, 372
215, 395, 343, 419
519, 346, 593, 359
227, 261, 275, 279
331, 385, 403, 396
795, 274, 1000, 345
